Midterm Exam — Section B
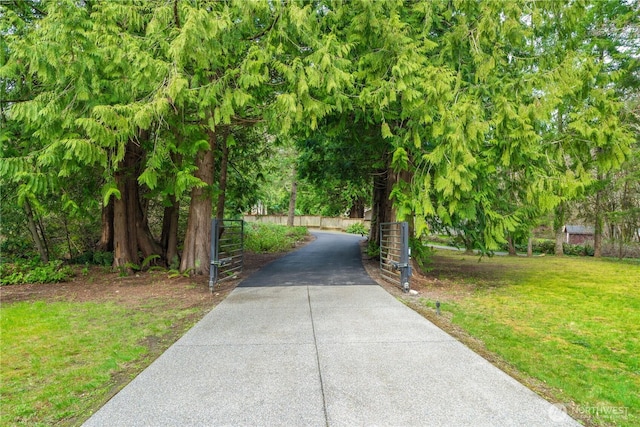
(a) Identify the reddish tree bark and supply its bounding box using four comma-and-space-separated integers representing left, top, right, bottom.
180, 129, 216, 275
507, 234, 517, 256
97, 198, 114, 252
349, 197, 365, 218
161, 194, 180, 266
111, 138, 163, 270
369, 156, 396, 248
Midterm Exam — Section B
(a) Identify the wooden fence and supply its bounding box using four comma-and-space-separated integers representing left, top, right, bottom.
243, 215, 370, 231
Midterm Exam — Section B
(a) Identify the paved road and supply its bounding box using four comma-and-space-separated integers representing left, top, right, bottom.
84, 232, 579, 426
239, 232, 376, 287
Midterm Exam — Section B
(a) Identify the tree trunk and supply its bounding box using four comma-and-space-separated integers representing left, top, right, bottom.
369, 160, 395, 248
398, 169, 414, 239
112, 181, 135, 269
161, 195, 180, 267
97, 198, 114, 252
463, 234, 475, 254
111, 137, 163, 269
112, 142, 139, 269
507, 234, 517, 256
369, 170, 385, 247
349, 197, 365, 218
180, 130, 216, 275
24, 199, 49, 263
216, 133, 229, 220
554, 203, 565, 256
593, 178, 603, 258
527, 236, 533, 257
287, 168, 297, 227
62, 215, 74, 259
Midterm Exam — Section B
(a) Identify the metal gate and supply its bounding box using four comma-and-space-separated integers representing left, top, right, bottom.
380, 221, 412, 292
209, 219, 244, 291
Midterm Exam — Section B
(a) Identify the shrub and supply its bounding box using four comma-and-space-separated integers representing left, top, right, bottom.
345, 222, 369, 235
0, 237, 36, 261
69, 251, 114, 266
533, 239, 556, 254
366, 239, 380, 258
410, 237, 434, 272
244, 223, 308, 253
0, 260, 75, 285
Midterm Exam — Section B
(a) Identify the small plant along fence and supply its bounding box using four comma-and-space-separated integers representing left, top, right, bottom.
209, 219, 244, 291
380, 221, 412, 292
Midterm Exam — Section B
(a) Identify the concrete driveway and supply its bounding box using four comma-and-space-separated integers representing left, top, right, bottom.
83, 232, 579, 426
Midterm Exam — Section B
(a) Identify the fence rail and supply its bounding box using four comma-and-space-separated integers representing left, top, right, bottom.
244, 215, 370, 230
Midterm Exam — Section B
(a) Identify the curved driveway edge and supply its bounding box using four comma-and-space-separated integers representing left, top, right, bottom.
239, 232, 377, 287
84, 232, 579, 426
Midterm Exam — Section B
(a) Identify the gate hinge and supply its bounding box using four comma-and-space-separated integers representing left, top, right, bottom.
390, 261, 409, 270
211, 257, 232, 267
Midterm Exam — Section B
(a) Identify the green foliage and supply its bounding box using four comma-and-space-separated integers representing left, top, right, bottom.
0, 260, 74, 285
409, 237, 434, 272
0, 235, 35, 260
366, 239, 380, 259
345, 222, 368, 235
503, 239, 596, 257
244, 223, 307, 253
141, 254, 161, 270
295, 129, 377, 216
69, 251, 114, 267
1, 0, 637, 270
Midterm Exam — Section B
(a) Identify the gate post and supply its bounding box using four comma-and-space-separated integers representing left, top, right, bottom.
400, 221, 412, 292
379, 221, 412, 292
208, 218, 220, 292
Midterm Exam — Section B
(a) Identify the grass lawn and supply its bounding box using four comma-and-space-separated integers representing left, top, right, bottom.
0, 299, 205, 426
419, 252, 639, 426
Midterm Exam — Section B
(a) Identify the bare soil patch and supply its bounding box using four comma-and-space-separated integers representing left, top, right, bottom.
0, 249, 304, 308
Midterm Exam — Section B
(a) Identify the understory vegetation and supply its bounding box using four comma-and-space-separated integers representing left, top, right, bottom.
418, 251, 639, 426
244, 223, 308, 253
426, 234, 640, 258
0, 223, 308, 285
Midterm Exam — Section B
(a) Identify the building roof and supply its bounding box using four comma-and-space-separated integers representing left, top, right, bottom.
563, 225, 595, 235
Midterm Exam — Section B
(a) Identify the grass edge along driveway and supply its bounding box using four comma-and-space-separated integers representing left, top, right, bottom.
418, 252, 639, 427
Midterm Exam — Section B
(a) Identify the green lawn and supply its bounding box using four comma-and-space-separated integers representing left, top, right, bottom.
421, 252, 639, 426
0, 300, 203, 426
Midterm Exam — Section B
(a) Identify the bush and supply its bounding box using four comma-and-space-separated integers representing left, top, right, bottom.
410, 237, 434, 272
367, 239, 380, 258
345, 222, 369, 235
69, 251, 114, 266
0, 260, 75, 286
0, 237, 37, 261
244, 223, 308, 253
532, 239, 556, 254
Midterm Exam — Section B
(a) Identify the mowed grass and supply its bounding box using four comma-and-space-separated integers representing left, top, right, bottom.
0, 300, 202, 426
425, 252, 639, 426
